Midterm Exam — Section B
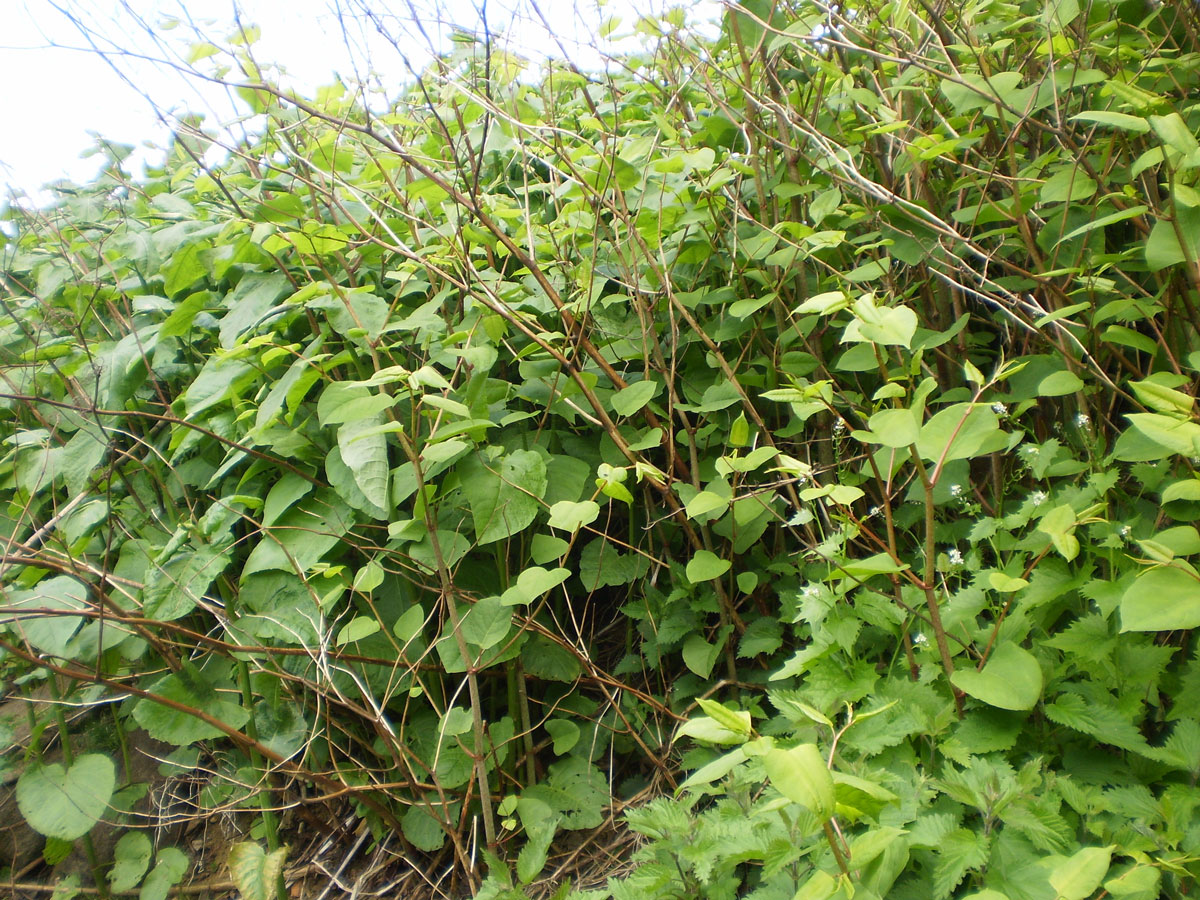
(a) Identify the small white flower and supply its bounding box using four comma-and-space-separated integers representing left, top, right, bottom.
950, 483, 964, 497
946, 547, 963, 566
1030, 491, 1047, 505
913, 632, 928, 646
1076, 413, 1090, 427
1119, 524, 1131, 538
869, 506, 881, 516
833, 419, 846, 434
992, 402, 1008, 415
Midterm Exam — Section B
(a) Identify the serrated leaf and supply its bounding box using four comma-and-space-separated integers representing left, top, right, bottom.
932, 829, 989, 900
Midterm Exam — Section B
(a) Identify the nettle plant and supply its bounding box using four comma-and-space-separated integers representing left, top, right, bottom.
599, 302, 1200, 900
2, 0, 1200, 897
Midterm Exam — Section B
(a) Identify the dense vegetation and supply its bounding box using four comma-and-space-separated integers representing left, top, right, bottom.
3, 0, 1200, 898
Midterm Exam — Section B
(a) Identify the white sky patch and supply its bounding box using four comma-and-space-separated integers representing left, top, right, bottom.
0, 0, 721, 201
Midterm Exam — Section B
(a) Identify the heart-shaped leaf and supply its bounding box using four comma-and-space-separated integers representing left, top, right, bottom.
686, 550, 731, 583
228, 842, 288, 900
763, 743, 835, 820
17, 754, 115, 840
1120, 565, 1200, 632
950, 642, 1043, 710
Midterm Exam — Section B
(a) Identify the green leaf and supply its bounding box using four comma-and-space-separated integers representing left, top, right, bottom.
1150, 112, 1200, 157
109, 831, 153, 892
392, 604, 425, 644
695, 699, 751, 739
933, 829, 989, 900
337, 415, 391, 519
682, 633, 720, 678
460, 450, 547, 544
17, 754, 115, 840
1120, 565, 1200, 631
140, 848, 189, 900
227, 842, 288, 900
686, 550, 731, 583
1038, 371, 1085, 396
1126, 413, 1200, 456
6, 575, 89, 658
521, 634, 582, 682
763, 743, 835, 820
335, 615, 381, 645
1038, 503, 1081, 561
578, 538, 649, 589
459, 595, 512, 650
685, 490, 729, 519
917, 404, 1003, 463
545, 719, 580, 755
402, 805, 447, 851
132, 668, 250, 745
988, 572, 1029, 592
676, 716, 748, 746
440, 706, 473, 737
547, 499, 600, 532
163, 241, 208, 296
1145, 205, 1200, 271
834, 773, 900, 822
843, 297, 917, 347
1070, 110, 1149, 133
500, 565, 571, 606
949, 642, 1043, 710
1049, 846, 1112, 900
865, 408, 921, 447
352, 560, 385, 593
1104, 864, 1161, 900
1039, 167, 1097, 204
1130, 379, 1196, 416
611, 379, 660, 416
679, 746, 749, 790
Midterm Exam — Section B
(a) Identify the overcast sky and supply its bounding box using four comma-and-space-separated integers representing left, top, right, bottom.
0, 0, 719, 200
